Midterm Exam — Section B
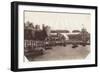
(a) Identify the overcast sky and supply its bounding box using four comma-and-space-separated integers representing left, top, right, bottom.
24, 11, 91, 33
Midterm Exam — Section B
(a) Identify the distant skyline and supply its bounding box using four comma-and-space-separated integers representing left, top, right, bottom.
24, 11, 91, 33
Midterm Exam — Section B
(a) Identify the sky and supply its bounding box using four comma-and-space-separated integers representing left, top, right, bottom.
24, 11, 91, 33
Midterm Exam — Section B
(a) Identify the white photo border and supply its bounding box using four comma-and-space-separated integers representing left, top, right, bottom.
18, 5, 96, 68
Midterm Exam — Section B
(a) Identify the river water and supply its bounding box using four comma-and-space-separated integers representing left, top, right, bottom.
31, 45, 90, 61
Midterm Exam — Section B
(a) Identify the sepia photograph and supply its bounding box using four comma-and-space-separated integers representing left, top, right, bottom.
24, 11, 91, 61
11, 1, 97, 71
